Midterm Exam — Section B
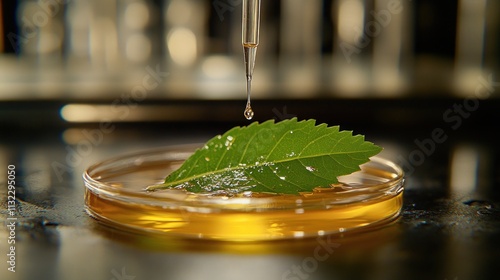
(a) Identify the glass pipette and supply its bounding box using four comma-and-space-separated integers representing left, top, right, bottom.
242, 0, 261, 120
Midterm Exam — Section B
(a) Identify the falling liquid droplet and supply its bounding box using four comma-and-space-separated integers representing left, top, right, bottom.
244, 104, 254, 120
244, 76, 254, 120
243, 45, 257, 121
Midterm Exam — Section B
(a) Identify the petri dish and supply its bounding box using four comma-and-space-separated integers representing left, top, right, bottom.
83, 144, 404, 242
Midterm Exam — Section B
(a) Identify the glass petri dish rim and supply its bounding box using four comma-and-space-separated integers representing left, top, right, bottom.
83, 144, 404, 210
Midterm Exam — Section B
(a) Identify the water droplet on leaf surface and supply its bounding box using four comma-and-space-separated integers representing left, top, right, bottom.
306, 166, 316, 172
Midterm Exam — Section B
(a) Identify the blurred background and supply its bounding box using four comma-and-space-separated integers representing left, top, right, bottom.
1, 2, 500, 279
0, 0, 498, 127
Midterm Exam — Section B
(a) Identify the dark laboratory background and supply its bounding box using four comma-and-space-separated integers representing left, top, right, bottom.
1, 1, 500, 280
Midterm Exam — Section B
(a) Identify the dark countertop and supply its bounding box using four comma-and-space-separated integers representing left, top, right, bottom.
1, 99, 500, 280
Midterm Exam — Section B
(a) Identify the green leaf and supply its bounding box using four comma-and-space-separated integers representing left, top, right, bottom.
147, 118, 382, 195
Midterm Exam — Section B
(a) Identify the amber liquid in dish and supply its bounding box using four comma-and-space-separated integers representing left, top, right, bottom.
86, 190, 402, 241
85, 162, 403, 241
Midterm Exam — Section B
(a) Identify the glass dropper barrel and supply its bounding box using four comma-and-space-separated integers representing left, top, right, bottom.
242, 0, 261, 120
